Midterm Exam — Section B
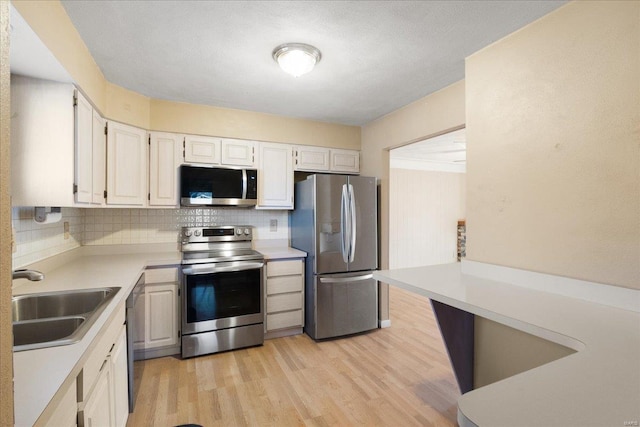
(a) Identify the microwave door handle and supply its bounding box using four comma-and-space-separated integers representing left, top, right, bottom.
242, 169, 248, 199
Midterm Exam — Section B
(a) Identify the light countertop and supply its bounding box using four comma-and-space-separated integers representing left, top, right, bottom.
254, 239, 307, 260
374, 263, 640, 427
12, 241, 304, 426
12, 245, 180, 427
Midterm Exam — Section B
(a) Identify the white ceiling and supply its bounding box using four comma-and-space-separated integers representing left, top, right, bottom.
391, 128, 466, 173
50, 1, 567, 126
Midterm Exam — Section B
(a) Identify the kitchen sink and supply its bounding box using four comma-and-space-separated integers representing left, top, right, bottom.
12, 287, 120, 352
12, 287, 118, 321
13, 317, 86, 347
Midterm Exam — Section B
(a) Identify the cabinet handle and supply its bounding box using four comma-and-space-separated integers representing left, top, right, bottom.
99, 358, 108, 372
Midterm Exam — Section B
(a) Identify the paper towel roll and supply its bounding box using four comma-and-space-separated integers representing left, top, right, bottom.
34, 207, 62, 224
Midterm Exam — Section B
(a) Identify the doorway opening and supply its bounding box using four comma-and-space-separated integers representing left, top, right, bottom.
388, 128, 466, 269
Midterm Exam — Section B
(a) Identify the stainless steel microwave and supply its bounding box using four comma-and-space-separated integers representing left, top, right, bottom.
180, 165, 257, 207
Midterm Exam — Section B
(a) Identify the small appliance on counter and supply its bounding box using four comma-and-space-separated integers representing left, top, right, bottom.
180, 226, 265, 358
290, 174, 379, 340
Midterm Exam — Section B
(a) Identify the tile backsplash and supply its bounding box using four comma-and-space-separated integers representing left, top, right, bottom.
12, 207, 84, 268
12, 207, 289, 267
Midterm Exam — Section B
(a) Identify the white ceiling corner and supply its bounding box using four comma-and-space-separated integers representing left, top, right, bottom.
28, 1, 569, 126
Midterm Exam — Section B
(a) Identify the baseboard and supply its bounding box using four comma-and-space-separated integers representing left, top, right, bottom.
380, 319, 391, 328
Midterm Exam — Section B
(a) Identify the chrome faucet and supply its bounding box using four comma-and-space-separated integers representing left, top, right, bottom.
12, 269, 45, 281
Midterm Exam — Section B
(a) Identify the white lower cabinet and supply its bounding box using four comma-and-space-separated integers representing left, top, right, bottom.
265, 259, 305, 338
78, 305, 128, 427
81, 360, 114, 427
133, 267, 180, 359
111, 329, 129, 427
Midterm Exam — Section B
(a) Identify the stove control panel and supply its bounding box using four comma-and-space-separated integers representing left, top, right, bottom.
181, 226, 253, 243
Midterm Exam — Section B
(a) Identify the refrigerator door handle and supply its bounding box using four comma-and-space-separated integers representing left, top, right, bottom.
341, 184, 350, 263
348, 184, 356, 263
319, 274, 373, 283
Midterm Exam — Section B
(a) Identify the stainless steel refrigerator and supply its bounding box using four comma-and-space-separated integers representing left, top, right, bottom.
290, 174, 378, 340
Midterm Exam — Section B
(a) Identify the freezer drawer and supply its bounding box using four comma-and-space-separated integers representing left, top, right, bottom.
311, 272, 378, 340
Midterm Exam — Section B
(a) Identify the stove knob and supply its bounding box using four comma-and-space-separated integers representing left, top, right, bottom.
236, 228, 242, 235
194, 230, 202, 237
244, 228, 250, 235
184, 230, 192, 237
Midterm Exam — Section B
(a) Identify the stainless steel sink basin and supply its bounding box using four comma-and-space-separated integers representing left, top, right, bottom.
12, 287, 120, 351
13, 317, 86, 347
12, 287, 117, 321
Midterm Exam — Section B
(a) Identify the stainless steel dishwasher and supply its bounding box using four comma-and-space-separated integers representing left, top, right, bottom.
126, 274, 145, 412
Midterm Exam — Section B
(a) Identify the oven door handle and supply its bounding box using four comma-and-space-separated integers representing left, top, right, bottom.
182, 261, 264, 275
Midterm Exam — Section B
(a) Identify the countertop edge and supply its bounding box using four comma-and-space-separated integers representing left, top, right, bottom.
373, 263, 640, 427
13, 249, 181, 427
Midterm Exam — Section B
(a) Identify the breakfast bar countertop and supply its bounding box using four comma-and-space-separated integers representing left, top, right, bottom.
374, 262, 640, 427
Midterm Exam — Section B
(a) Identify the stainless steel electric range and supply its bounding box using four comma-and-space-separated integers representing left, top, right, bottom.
180, 226, 264, 358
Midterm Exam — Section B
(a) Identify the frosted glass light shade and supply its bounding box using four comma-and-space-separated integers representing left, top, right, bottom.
272, 43, 321, 77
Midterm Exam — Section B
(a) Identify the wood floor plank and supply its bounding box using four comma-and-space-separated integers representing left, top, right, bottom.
127, 286, 459, 427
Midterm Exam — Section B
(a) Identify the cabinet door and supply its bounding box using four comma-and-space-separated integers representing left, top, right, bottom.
92, 111, 106, 204
221, 138, 255, 166
149, 132, 182, 206
74, 89, 93, 204
258, 142, 293, 209
81, 359, 114, 427
110, 328, 129, 427
106, 121, 147, 205
146, 283, 179, 349
294, 146, 330, 172
11, 75, 75, 207
330, 149, 360, 174
184, 135, 220, 164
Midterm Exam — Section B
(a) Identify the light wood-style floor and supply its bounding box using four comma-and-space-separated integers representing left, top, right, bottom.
127, 286, 460, 427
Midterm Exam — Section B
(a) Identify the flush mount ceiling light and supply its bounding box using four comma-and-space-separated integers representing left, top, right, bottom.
272, 43, 321, 77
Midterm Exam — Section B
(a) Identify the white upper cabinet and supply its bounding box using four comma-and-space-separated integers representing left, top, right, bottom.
74, 90, 93, 204
294, 146, 330, 172
106, 121, 147, 206
184, 135, 221, 164
92, 111, 106, 204
257, 142, 294, 209
74, 89, 106, 206
221, 138, 255, 166
10, 75, 76, 207
149, 132, 182, 207
329, 148, 360, 174
294, 146, 360, 174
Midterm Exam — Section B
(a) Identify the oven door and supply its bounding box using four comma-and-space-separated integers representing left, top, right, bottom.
181, 260, 264, 335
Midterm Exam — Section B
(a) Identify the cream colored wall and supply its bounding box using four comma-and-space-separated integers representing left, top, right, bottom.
105, 82, 151, 129
361, 81, 466, 321
465, 0, 640, 289
12, 0, 106, 112
12, 0, 360, 147
389, 168, 466, 268
151, 99, 360, 148
0, 3, 13, 425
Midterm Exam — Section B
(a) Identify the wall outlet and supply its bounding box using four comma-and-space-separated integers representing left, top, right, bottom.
270, 219, 277, 232
64, 221, 70, 240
